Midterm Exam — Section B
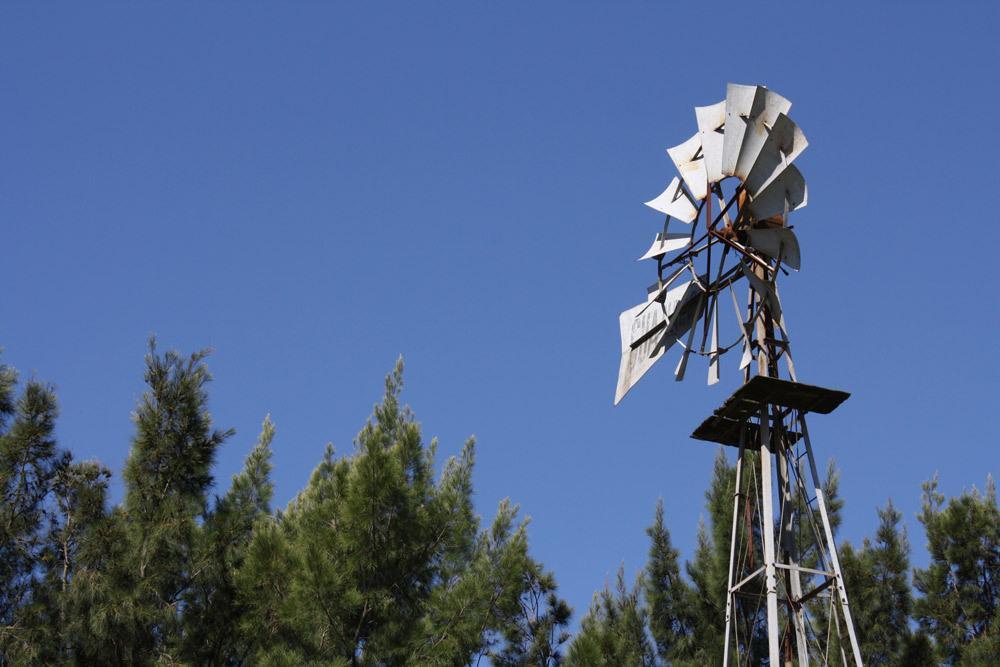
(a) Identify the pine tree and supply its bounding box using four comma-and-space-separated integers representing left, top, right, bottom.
182, 415, 276, 664
644, 499, 694, 663
838, 500, 913, 666
913, 474, 1000, 664
683, 449, 736, 665
0, 360, 63, 661
236, 358, 569, 665
73, 341, 234, 662
566, 566, 655, 667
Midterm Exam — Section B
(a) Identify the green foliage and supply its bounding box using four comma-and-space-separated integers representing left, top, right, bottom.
0, 373, 60, 624
0, 358, 67, 662
682, 450, 739, 665
839, 500, 913, 666
108, 342, 235, 661
4, 342, 1000, 666
236, 358, 569, 665
913, 474, 1000, 665
566, 566, 655, 667
182, 415, 276, 664
644, 499, 694, 663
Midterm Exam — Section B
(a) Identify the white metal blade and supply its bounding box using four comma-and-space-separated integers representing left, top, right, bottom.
674, 341, 692, 382
748, 227, 801, 270
673, 293, 705, 382
644, 176, 698, 223
741, 261, 782, 321
638, 232, 690, 261
659, 281, 705, 348
721, 84, 760, 178
729, 284, 753, 371
643, 266, 687, 306
733, 89, 791, 181
667, 134, 708, 201
695, 100, 726, 184
743, 113, 808, 196
745, 164, 807, 222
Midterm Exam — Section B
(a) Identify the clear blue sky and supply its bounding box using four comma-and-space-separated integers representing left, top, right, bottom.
3, 3, 997, 623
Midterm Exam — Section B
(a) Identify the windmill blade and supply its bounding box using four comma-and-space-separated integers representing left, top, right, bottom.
615, 279, 699, 404
629, 281, 693, 350
741, 261, 782, 321
733, 89, 791, 181
707, 295, 720, 385
744, 164, 807, 222
667, 134, 709, 201
743, 113, 809, 196
644, 176, 698, 222
673, 292, 706, 382
729, 283, 753, 371
695, 100, 726, 184
748, 227, 801, 270
715, 192, 733, 226
638, 232, 690, 261
657, 280, 706, 349
643, 265, 687, 306
721, 84, 760, 177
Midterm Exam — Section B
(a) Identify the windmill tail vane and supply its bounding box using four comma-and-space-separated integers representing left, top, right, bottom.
614, 84, 866, 666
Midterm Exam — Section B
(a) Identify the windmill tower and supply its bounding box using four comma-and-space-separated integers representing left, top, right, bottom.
614, 83, 863, 666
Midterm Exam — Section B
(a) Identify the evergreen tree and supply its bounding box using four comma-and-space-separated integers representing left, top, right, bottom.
566, 566, 654, 667
71, 341, 234, 663
182, 416, 276, 664
236, 358, 569, 666
683, 449, 735, 665
644, 499, 694, 663
913, 474, 1000, 664
25, 458, 113, 664
838, 500, 913, 666
896, 631, 935, 667
0, 361, 63, 661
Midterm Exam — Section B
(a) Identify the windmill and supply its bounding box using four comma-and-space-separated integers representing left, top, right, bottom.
614, 83, 863, 666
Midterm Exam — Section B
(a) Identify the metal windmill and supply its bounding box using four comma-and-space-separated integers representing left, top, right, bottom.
614, 83, 863, 666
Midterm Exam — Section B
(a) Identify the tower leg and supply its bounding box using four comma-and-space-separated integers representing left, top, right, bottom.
799, 413, 863, 666
723, 428, 746, 667
758, 406, 781, 666
778, 443, 809, 665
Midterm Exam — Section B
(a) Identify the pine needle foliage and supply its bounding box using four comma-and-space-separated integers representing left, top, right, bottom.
2, 342, 1000, 665
913, 475, 1000, 665
235, 357, 570, 666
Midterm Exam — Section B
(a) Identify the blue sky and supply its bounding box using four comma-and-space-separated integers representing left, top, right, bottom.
3, 3, 998, 624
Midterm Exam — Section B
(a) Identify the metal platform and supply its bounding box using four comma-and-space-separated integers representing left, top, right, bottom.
691, 376, 849, 447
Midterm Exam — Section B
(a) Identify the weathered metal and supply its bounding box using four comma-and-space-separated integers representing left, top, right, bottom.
745, 163, 808, 222
744, 113, 808, 196
644, 176, 698, 222
733, 88, 792, 182
695, 100, 726, 184
614, 83, 863, 665
638, 232, 691, 260
667, 134, 708, 201
748, 226, 801, 270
